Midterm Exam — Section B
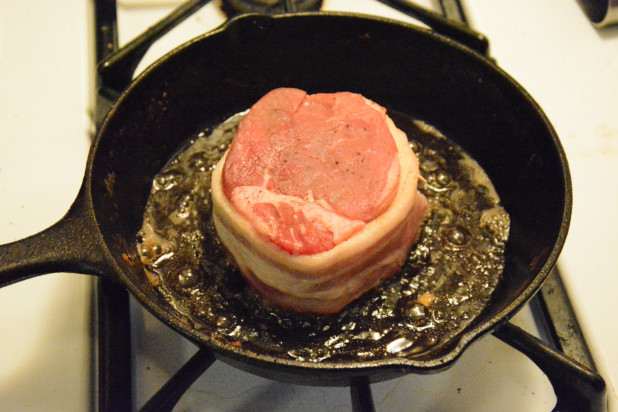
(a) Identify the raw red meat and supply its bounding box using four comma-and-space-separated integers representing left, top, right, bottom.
211, 88, 428, 314
222, 88, 400, 254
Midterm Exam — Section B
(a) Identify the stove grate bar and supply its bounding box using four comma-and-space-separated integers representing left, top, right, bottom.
138, 348, 216, 412
494, 321, 607, 412
97, 0, 213, 105
93, 2, 134, 412
535, 267, 598, 370
351, 378, 377, 412
375, 0, 489, 55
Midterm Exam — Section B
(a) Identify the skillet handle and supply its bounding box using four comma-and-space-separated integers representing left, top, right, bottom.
0, 187, 113, 287
493, 322, 607, 412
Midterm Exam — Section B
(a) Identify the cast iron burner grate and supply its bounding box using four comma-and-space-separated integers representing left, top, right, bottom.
221, 0, 323, 16
92, 1, 607, 411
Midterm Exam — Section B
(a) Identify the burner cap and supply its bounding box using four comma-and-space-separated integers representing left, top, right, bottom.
221, 0, 322, 16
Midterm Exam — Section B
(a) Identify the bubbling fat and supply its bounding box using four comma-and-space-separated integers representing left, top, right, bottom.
136, 109, 510, 363
210, 93, 429, 314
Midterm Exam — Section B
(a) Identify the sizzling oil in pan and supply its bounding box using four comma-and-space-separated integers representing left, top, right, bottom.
136, 111, 510, 361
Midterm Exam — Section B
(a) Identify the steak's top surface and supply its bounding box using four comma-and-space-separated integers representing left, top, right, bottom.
221, 88, 401, 254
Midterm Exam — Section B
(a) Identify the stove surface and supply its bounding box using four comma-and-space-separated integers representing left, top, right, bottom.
0, 0, 616, 411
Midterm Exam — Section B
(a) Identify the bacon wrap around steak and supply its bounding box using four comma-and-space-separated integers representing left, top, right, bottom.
211, 88, 429, 314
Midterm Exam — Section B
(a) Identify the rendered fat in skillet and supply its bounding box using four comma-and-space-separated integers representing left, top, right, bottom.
211, 88, 429, 314
136, 103, 510, 362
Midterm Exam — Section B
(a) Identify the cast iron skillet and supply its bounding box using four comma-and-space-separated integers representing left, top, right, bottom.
0, 13, 570, 385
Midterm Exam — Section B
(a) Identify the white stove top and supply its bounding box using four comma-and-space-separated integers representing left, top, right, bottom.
0, 0, 616, 410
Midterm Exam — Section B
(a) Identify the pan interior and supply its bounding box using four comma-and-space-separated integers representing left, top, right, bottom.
89, 13, 569, 377
135, 109, 510, 365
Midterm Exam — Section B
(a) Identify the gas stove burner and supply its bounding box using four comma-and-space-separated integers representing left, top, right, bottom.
221, 0, 322, 16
